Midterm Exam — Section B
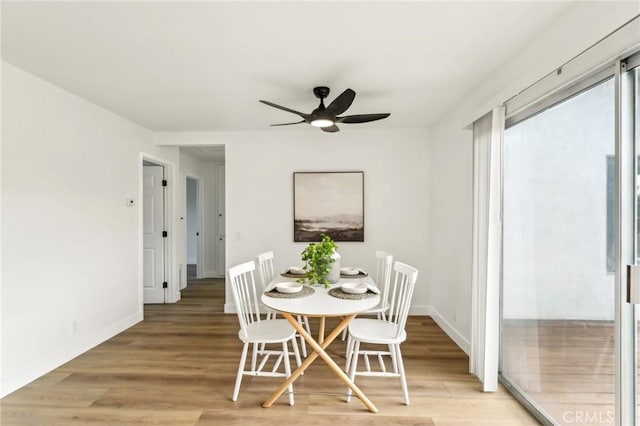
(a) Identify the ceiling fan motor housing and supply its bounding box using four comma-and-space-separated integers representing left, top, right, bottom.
313, 86, 330, 99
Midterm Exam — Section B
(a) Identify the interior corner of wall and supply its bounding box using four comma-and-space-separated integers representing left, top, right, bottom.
429, 305, 471, 355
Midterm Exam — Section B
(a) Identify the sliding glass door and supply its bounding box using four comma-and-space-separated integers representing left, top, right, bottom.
500, 52, 640, 425
502, 77, 616, 424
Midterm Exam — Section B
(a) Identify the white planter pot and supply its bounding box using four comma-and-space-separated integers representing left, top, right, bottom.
326, 251, 341, 284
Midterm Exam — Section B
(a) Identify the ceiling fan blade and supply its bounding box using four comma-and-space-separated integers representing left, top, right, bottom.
336, 113, 390, 124
321, 125, 340, 133
271, 120, 305, 126
259, 100, 310, 119
325, 89, 355, 116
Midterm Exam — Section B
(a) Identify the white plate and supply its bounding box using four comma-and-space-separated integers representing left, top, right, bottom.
340, 267, 361, 276
287, 266, 306, 275
276, 282, 303, 293
341, 282, 368, 295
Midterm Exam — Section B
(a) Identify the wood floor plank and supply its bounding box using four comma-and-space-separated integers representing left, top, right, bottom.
1, 274, 539, 425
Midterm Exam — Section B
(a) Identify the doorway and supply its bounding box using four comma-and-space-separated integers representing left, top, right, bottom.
185, 175, 202, 284
178, 146, 226, 311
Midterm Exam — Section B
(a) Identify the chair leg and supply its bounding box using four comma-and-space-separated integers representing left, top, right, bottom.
232, 342, 249, 401
291, 334, 302, 368
389, 343, 399, 374
251, 342, 258, 372
346, 340, 360, 403
344, 334, 354, 371
282, 341, 294, 406
303, 315, 312, 335
341, 327, 347, 341
297, 315, 308, 358
395, 344, 410, 405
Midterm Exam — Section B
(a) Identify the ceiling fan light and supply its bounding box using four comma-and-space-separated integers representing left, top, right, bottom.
310, 118, 334, 128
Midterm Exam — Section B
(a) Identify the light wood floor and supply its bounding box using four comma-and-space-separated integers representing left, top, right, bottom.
502, 319, 621, 425
0, 277, 538, 425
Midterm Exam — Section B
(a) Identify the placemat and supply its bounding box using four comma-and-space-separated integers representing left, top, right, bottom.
280, 272, 307, 278
340, 272, 368, 278
264, 286, 315, 298
328, 287, 378, 300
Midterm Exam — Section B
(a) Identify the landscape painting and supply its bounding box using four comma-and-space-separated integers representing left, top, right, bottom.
293, 171, 364, 242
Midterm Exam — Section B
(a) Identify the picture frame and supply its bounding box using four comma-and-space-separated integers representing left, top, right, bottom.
293, 171, 364, 242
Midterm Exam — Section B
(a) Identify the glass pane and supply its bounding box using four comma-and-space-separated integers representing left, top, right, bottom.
502, 78, 615, 425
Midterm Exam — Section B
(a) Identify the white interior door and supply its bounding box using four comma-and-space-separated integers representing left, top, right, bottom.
143, 165, 165, 303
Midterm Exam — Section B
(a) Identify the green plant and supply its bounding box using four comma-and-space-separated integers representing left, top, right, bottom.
299, 234, 338, 288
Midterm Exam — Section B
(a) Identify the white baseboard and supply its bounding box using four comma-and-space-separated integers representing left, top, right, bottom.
409, 305, 431, 316
429, 306, 470, 355
0, 310, 142, 398
224, 303, 236, 314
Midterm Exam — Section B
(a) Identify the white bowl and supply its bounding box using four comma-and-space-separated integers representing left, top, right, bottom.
341, 282, 368, 295
276, 282, 303, 294
341, 267, 360, 276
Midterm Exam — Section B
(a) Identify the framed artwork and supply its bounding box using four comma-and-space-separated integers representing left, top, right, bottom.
293, 171, 364, 242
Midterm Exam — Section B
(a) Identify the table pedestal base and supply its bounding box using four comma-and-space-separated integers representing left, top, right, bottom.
262, 313, 378, 413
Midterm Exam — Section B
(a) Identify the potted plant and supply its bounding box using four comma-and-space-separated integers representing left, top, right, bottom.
299, 234, 340, 288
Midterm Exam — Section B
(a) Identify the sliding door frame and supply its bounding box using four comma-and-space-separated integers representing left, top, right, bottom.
617, 53, 638, 426
499, 51, 640, 426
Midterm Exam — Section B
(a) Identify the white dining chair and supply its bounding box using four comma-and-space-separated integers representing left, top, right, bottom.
345, 261, 418, 405
228, 260, 301, 406
341, 250, 394, 340
256, 251, 311, 358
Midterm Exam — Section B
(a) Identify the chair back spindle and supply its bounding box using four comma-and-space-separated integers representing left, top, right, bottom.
228, 261, 262, 336
375, 251, 394, 316
386, 261, 418, 339
256, 251, 276, 290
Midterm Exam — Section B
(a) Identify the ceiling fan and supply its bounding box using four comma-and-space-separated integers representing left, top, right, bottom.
259, 86, 390, 133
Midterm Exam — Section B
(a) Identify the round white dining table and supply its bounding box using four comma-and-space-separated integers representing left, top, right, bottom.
261, 277, 380, 412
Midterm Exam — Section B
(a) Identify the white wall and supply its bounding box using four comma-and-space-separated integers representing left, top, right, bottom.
1, 62, 179, 397
428, 114, 474, 352
158, 128, 431, 314
428, 2, 639, 353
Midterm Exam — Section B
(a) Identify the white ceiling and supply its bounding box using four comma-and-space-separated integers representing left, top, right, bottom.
2, 1, 577, 133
